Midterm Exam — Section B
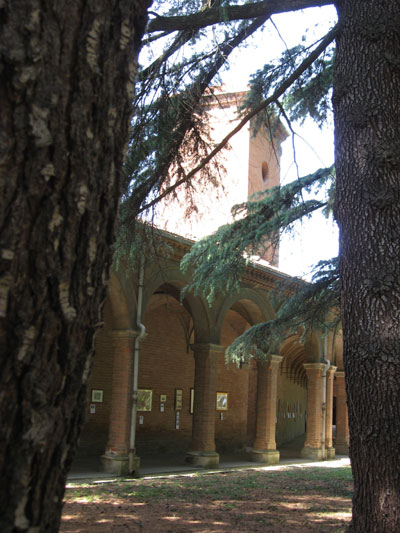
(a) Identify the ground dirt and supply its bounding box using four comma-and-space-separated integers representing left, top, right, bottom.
61, 465, 352, 532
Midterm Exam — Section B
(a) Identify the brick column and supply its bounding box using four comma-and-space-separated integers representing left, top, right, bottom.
186, 343, 223, 468
301, 363, 325, 460
251, 355, 282, 464
325, 366, 337, 459
335, 371, 349, 454
101, 329, 137, 475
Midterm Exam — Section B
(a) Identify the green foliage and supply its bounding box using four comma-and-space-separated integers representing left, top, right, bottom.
181, 166, 334, 304
113, 219, 173, 276
225, 256, 340, 365
285, 53, 334, 126
119, 2, 337, 228
124, 1, 269, 219
242, 41, 335, 132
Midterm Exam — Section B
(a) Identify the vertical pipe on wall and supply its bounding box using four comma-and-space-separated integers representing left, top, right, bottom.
129, 257, 146, 473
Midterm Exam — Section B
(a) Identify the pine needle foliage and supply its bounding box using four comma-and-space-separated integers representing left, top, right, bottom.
118, 1, 337, 226
241, 40, 335, 133
285, 53, 334, 126
181, 166, 334, 304
226, 256, 340, 364
113, 218, 173, 275
124, 0, 270, 219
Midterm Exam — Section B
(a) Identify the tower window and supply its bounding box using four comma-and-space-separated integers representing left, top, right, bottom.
261, 161, 269, 183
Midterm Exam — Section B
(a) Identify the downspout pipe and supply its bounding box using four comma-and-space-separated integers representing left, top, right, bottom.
129, 257, 146, 473
321, 333, 330, 460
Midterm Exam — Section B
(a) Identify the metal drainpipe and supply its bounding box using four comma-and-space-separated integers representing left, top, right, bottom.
129, 258, 146, 473
321, 333, 330, 460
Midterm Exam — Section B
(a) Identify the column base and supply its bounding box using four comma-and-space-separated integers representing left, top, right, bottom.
335, 444, 349, 455
325, 447, 335, 460
251, 449, 280, 464
186, 450, 220, 468
300, 446, 325, 460
101, 452, 129, 476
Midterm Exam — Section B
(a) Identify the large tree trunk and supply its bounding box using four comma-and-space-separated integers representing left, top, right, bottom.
0, 1, 149, 530
334, 1, 400, 531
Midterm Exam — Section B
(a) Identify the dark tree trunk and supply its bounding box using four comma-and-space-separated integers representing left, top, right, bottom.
334, 0, 400, 531
0, 1, 149, 530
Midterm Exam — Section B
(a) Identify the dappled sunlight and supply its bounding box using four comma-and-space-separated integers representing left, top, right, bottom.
61, 463, 353, 532
311, 511, 352, 520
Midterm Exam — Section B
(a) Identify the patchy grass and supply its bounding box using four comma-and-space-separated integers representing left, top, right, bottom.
62, 465, 353, 532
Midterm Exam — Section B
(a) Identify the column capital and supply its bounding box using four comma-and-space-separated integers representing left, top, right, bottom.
108, 328, 139, 339
327, 365, 337, 376
335, 370, 345, 378
303, 362, 327, 371
270, 354, 283, 365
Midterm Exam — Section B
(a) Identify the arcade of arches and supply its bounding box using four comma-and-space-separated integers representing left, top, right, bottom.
79, 232, 349, 475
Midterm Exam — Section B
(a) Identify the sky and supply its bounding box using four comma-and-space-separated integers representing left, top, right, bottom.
222, 5, 339, 278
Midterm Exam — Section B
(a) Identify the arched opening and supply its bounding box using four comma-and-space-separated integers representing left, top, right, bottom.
216, 296, 269, 455
218, 305, 253, 453
75, 273, 133, 468
135, 282, 195, 457
276, 336, 307, 453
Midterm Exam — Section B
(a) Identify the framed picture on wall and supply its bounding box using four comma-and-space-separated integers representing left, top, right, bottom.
175, 389, 183, 410
216, 392, 228, 411
91, 389, 104, 403
137, 389, 152, 411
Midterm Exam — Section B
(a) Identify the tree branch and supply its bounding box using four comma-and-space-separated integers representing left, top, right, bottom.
139, 23, 340, 213
141, 0, 223, 80
131, 14, 270, 213
147, 0, 334, 33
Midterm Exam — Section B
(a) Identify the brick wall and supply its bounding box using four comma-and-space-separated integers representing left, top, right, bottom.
136, 297, 255, 455
79, 328, 115, 456
78, 291, 309, 459
215, 315, 251, 452
248, 123, 282, 266
135, 296, 195, 455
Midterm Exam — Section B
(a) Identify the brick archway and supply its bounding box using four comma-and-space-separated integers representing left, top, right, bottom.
77, 272, 134, 464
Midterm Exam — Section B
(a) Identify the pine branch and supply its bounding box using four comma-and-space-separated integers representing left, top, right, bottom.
140, 0, 223, 80
181, 166, 333, 303
127, 14, 271, 216
226, 256, 340, 364
138, 23, 339, 214
147, 0, 333, 33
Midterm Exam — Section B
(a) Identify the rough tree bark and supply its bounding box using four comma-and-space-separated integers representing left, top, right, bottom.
0, 1, 150, 531
334, 0, 400, 531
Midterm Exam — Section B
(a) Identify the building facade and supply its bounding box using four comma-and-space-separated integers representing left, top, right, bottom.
77, 90, 349, 474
